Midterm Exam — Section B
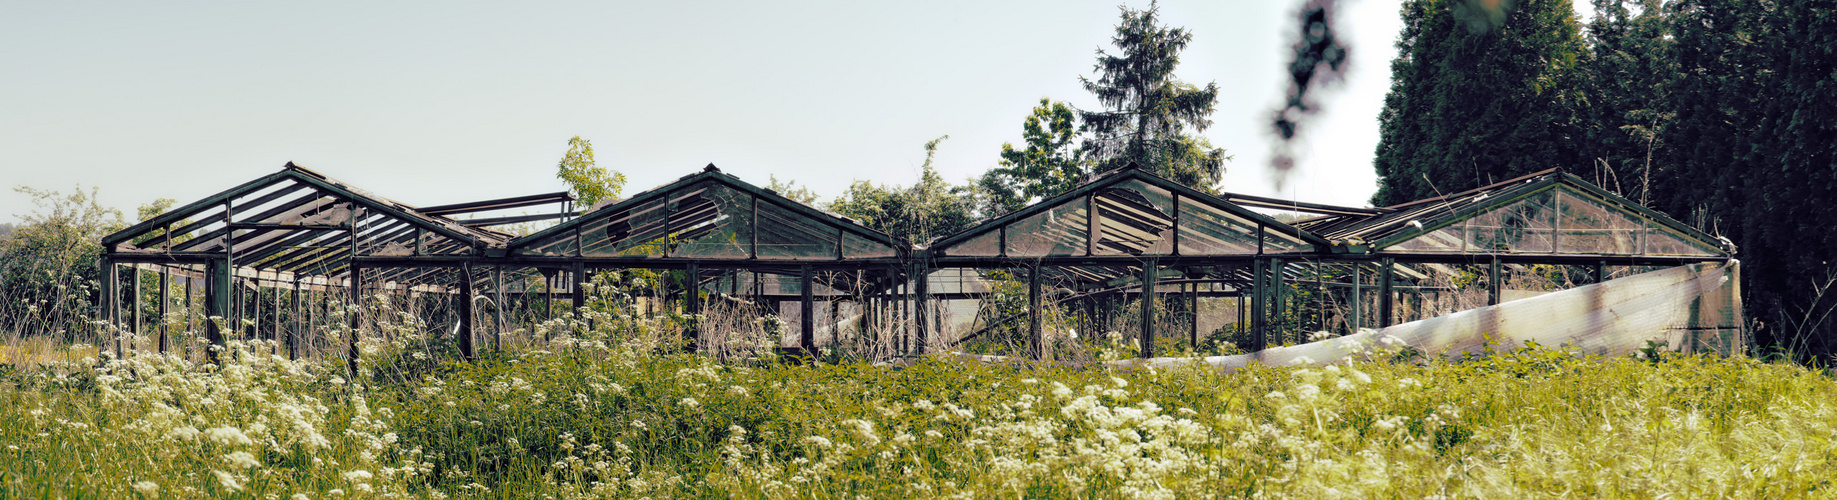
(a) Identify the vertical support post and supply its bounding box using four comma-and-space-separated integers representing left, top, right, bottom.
271, 277, 282, 353
800, 264, 815, 356
1315, 262, 1325, 332
1270, 258, 1284, 345
1085, 194, 1099, 256
183, 267, 194, 357
1488, 255, 1502, 306
158, 266, 170, 353
1028, 261, 1043, 360
914, 262, 930, 354
206, 257, 231, 361
1379, 257, 1396, 328
98, 257, 117, 357
457, 263, 475, 361
1349, 263, 1363, 333
570, 262, 586, 313
1140, 258, 1158, 359
1235, 290, 1245, 343
289, 278, 300, 360
1189, 281, 1200, 349
493, 266, 505, 352
1251, 258, 1265, 351
1593, 260, 1607, 284
251, 277, 262, 340
347, 262, 362, 377
685, 263, 700, 353
132, 267, 144, 351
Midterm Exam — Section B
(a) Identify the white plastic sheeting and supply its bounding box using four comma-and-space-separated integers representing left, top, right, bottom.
1118, 261, 1744, 369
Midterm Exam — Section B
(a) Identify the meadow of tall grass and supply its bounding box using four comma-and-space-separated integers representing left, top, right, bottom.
2, 297, 1835, 498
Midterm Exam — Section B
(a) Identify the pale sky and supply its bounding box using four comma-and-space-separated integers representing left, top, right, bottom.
1, 0, 1412, 225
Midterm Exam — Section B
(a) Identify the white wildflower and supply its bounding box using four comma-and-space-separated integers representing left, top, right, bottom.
204, 426, 254, 446
212, 470, 241, 492
132, 481, 158, 495
343, 470, 374, 482
224, 451, 260, 469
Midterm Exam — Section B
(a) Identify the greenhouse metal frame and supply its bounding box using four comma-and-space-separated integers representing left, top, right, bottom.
97, 162, 1737, 364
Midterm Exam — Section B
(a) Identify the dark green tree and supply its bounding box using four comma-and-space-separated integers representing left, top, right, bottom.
1576, 0, 1676, 205
979, 99, 1087, 216
1078, 2, 1228, 191
1371, 0, 1587, 206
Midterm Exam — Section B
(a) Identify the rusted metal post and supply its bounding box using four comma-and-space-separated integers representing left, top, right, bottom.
1488, 255, 1502, 306
800, 264, 815, 356
158, 265, 170, 353
458, 263, 474, 360
1349, 263, 1362, 333
1029, 261, 1043, 360
686, 263, 700, 353
1140, 258, 1157, 359
1379, 258, 1395, 328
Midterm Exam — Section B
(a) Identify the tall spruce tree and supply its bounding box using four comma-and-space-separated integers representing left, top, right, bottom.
1078, 2, 1228, 191
1371, 0, 1587, 206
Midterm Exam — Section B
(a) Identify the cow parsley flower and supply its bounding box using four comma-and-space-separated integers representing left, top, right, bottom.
224, 451, 260, 469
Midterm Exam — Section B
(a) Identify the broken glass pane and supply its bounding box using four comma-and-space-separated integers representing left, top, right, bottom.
1469, 190, 1557, 253
1262, 225, 1310, 253
1005, 201, 1087, 257
1094, 181, 1174, 255
516, 227, 578, 257
672, 183, 752, 259
1390, 223, 1467, 252
1178, 197, 1260, 255
579, 195, 669, 257
756, 201, 836, 260
1556, 189, 1644, 254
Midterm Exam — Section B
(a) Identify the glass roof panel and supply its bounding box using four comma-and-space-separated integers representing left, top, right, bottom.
1643, 221, 1721, 257
755, 201, 837, 260
1177, 196, 1260, 255
671, 183, 752, 259
1470, 190, 1557, 253
843, 230, 896, 259
1262, 226, 1311, 253
1094, 180, 1173, 256
577, 196, 669, 257
1005, 200, 1088, 257
943, 229, 1001, 257
1555, 189, 1644, 254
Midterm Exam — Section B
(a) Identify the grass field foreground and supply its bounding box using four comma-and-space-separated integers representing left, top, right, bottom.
1, 325, 1834, 498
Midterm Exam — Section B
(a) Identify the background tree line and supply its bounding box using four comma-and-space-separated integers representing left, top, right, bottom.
1372, 0, 1837, 358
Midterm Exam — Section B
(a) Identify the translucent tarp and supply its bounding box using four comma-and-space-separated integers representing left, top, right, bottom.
1116, 261, 1744, 370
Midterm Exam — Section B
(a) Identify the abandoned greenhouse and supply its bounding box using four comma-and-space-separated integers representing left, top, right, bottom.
96, 162, 1743, 366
